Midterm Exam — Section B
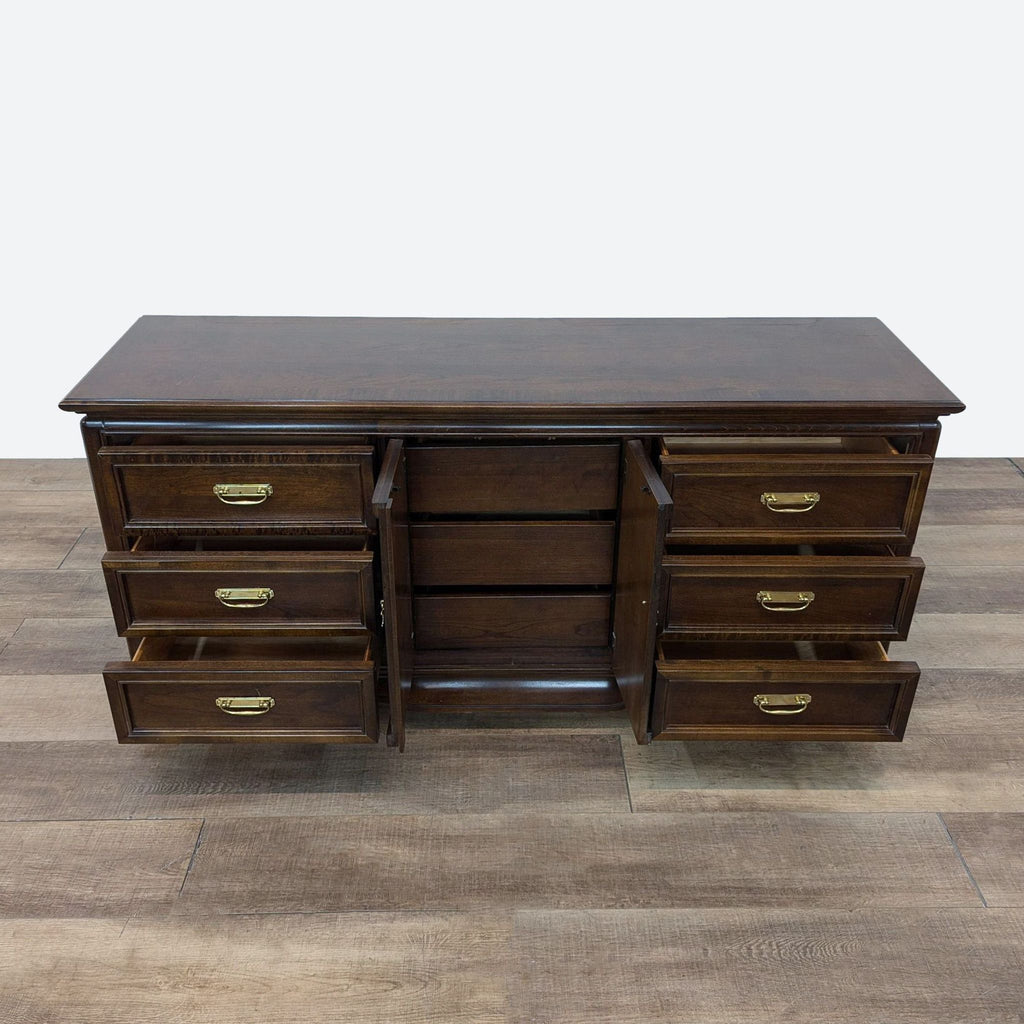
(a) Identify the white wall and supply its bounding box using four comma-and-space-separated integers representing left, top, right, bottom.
4, 1, 1020, 457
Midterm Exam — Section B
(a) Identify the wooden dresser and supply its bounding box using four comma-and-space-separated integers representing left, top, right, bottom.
60, 317, 964, 749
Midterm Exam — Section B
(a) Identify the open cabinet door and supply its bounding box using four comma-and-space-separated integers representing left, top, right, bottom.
372, 440, 414, 750
613, 440, 673, 744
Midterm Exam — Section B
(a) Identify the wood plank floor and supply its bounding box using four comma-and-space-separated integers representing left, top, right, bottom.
1, 457, 1022, 1022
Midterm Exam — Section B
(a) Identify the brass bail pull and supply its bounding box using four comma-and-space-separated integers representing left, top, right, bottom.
213, 483, 274, 505
756, 590, 815, 613
761, 491, 820, 513
215, 587, 274, 609
754, 693, 812, 716
216, 696, 275, 716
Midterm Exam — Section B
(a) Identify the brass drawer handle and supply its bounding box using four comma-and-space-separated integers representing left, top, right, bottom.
215, 587, 274, 608
754, 693, 812, 715
216, 696, 275, 716
213, 483, 274, 505
761, 491, 820, 513
756, 590, 815, 612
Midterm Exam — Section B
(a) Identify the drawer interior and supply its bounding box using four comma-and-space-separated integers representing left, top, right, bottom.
657, 639, 891, 662
130, 534, 369, 553
665, 543, 897, 557
661, 435, 901, 456
132, 635, 373, 664
117, 433, 370, 447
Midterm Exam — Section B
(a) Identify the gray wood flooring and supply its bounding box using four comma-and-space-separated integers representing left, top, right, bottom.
1, 457, 1023, 1022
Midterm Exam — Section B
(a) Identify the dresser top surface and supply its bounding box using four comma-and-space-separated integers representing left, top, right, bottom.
60, 316, 963, 419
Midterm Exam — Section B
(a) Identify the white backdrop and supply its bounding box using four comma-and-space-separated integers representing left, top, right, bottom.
3, 1, 1020, 457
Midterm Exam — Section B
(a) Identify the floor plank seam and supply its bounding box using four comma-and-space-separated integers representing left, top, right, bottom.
5, 619, 27, 639
0, 816, 214, 824
0, 810, 654, 823
55, 527, 88, 569
179, 818, 206, 895
212, 908, 486, 918
0, 618, 25, 658
166, 900, 998, 918
617, 734, 634, 813
937, 812, 989, 907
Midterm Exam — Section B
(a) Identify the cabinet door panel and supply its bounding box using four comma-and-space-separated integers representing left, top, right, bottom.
373, 440, 414, 750
612, 441, 673, 744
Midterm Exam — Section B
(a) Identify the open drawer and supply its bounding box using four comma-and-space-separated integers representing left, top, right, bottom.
96, 445, 375, 537
102, 536, 374, 637
658, 435, 932, 546
103, 636, 378, 743
652, 640, 919, 742
661, 553, 925, 642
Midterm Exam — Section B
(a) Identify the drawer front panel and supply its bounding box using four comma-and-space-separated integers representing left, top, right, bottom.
411, 522, 616, 586
660, 455, 932, 544
662, 556, 924, 641
407, 444, 620, 513
653, 649, 919, 741
106, 671, 377, 742
103, 553, 374, 636
99, 447, 374, 532
414, 592, 611, 649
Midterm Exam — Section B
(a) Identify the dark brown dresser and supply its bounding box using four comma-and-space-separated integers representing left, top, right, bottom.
59, 317, 964, 749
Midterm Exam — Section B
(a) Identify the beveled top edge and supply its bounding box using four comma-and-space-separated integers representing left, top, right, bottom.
60, 316, 965, 416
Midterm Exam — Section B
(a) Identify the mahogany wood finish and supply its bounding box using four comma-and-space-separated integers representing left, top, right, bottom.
408, 665, 622, 711
59, 317, 964, 420
660, 452, 933, 546
410, 522, 616, 586
102, 548, 374, 637
60, 317, 963, 747
413, 592, 611, 649
97, 446, 375, 538
406, 444, 619, 513
373, 440, 414, 751
652, 641, 919, 741
661, 555, 925, 641
612, 441, 673, 743
104, 636, 378, 743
